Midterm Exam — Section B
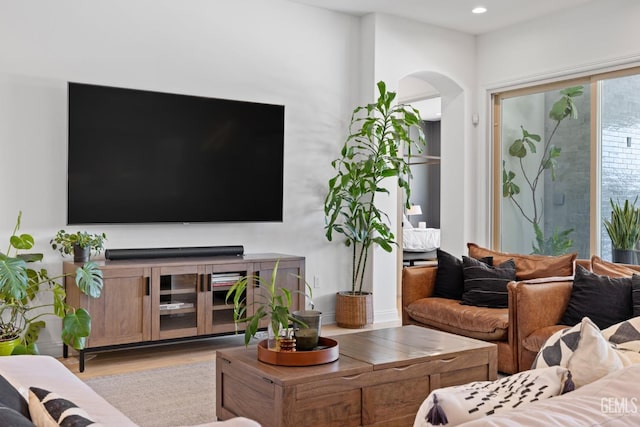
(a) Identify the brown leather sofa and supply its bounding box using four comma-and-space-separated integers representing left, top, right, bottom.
404, 256, 638, 375
512, 258, 640, 371
402, 265, 519, 374
402, 248, 577, 375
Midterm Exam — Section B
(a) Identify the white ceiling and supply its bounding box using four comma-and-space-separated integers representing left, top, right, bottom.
289, 0, 597, 35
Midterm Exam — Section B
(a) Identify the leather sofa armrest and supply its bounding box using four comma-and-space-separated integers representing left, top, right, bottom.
509, 280, 572, 339
402, 265, 437, 324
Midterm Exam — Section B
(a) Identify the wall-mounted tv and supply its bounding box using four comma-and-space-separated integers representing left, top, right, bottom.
67, 82, 284, 224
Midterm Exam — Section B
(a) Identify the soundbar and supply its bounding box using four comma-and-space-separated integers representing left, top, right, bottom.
105, 245, 244, 260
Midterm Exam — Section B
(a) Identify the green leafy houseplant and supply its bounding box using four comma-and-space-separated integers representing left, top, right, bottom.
324, 81, 426, 294
225, 260, 310, 348
0, 212, 104, 354
604, 198, 640, 250
50, 230, 107, 260
502, 86, 584, 255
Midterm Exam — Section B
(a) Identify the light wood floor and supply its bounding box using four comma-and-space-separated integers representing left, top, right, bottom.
60, 321, 401, 380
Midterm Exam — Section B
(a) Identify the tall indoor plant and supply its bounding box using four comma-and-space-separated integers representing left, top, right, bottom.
604, 197, 640, 264
324, 81, 426, 327
0, 212, 104, 355
502, 86, 583, 255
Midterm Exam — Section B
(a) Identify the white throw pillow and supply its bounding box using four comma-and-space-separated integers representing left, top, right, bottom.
413, 366, 570, 427
532, 317, 625, 388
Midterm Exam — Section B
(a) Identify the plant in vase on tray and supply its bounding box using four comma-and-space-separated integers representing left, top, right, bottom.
225, 260, 313, 351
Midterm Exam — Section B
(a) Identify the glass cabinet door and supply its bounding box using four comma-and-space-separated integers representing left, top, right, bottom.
153, 265, 201, 340
204, 264, 251, 334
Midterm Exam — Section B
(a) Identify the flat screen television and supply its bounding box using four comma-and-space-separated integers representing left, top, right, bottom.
67, 82, 285, 224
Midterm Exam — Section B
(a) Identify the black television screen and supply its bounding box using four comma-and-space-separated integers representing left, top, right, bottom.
67, 82, 284, 224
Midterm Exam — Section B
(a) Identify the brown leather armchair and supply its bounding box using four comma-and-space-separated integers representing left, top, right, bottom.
402, 265, 518, 374
511, 258, 637, 370
508, 279, 573, 371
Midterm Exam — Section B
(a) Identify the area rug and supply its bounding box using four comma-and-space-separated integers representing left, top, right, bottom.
84, 359, 216, 427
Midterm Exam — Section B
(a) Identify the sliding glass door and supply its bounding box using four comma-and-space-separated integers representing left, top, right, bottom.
600, 73, 640, 261
495, 82, 592, 257
494, 67, 640, 261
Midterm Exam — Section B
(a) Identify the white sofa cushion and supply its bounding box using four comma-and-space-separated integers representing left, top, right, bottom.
0, 356, 135, 426
414, 366, 570, 427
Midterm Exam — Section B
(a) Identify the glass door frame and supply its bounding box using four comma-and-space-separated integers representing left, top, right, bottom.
491, 66, 640, 255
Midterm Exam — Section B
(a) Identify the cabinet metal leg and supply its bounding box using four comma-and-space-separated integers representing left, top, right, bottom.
63, 343, 68, 359
79, 350, 85, 373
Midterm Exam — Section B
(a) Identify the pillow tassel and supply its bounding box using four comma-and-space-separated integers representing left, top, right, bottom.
561, 371, 575, 394
425, 394, 448, 425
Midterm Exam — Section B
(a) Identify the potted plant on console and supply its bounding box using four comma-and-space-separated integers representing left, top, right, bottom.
226, 260, 311, 352
0, 212, 104, 355
323, 81, 426, 328
604, 197, 640, 265
50, 229, 107, 263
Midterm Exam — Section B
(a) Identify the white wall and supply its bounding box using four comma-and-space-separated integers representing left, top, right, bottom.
359, 13, 477, 321
0, 0, 360, 354
476, 0, 640, 246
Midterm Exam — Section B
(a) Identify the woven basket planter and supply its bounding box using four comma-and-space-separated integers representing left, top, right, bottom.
335, 291, 373, 328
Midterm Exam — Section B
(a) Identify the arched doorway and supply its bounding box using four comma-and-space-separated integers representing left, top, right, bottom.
395, 71, 466, 316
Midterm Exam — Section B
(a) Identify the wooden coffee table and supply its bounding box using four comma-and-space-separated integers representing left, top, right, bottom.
216, 325, 497, 426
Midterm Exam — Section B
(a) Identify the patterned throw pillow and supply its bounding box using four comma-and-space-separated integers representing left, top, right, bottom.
433, 249, 493, 300
28, 387, 96, 427
602, 316, 640, 354
460, 256, 516, 308
532, 317, 625, 388
413, 366, 571, 427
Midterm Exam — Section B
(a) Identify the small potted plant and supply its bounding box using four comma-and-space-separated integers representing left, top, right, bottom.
604, 197, 640, 264
51, 230, 107, 262
225, 260, 311, 351
0, 212, 104, 355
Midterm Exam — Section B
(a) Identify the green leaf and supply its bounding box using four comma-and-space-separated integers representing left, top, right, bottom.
61, 308, 91, 350
52, 285, 67, 317
522, 129, 541, 142
16, 253, 43, 263
9, 234, 34, 251
23, 320, 45, 348
508, 140, 527, 158
75, 261, 104, 298
0, 256, 28, 300
11, 343, 39, 355
560, 86, 584, 97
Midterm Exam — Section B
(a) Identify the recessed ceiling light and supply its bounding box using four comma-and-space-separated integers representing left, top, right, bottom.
472, 6, 487, 14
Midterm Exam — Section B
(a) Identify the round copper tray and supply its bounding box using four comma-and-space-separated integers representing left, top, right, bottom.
257, 337, 339, 366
